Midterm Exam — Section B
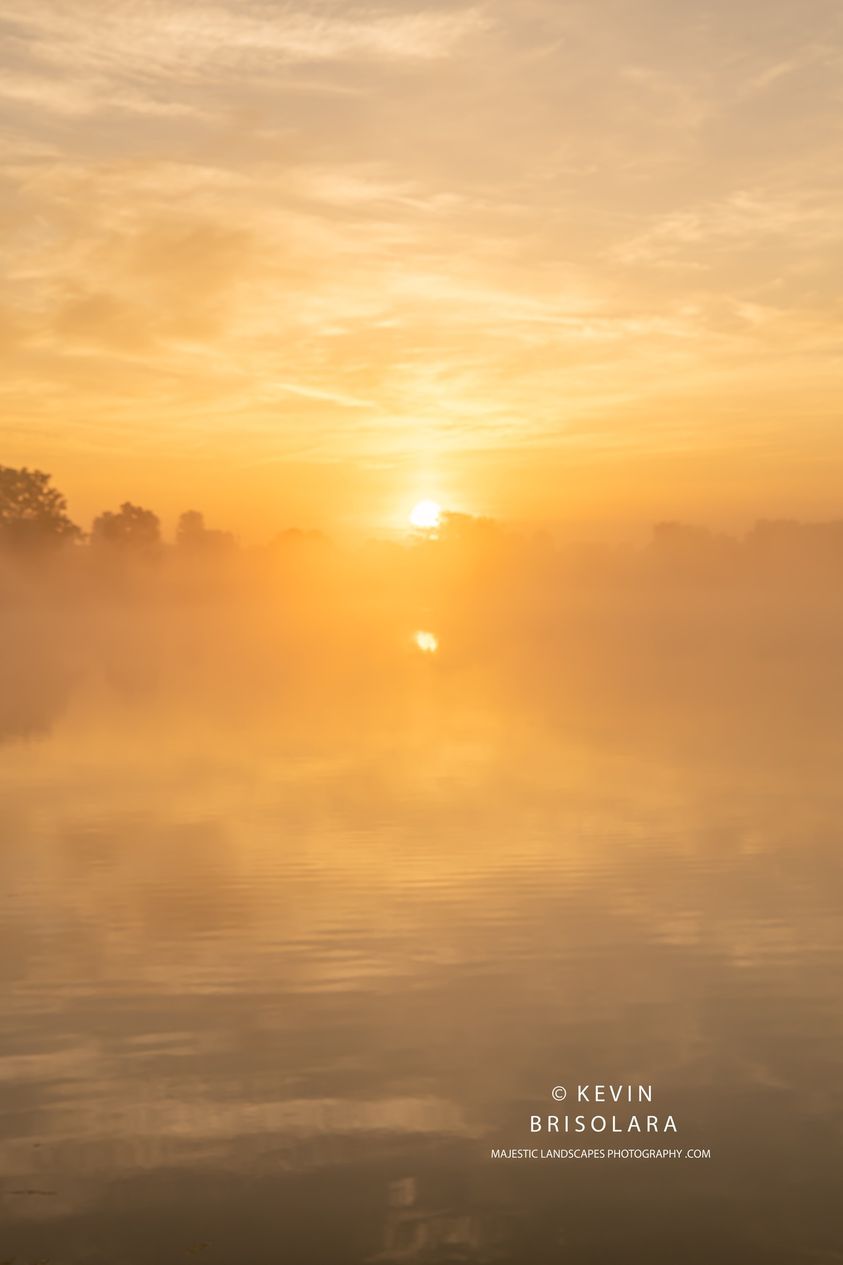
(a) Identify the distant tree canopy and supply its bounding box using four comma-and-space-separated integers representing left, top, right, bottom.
176, 510, 235, 552
91, 502, 161, 549
0, 465, 81, 550
650, 521, 737, 575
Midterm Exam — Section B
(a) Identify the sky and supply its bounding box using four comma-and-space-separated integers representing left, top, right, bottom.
2, 0, 842, 539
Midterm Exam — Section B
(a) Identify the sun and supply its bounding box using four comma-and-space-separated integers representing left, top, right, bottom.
409, 499, 442, 530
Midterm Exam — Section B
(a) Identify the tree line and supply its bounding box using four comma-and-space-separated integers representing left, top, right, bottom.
0, 465, 233, 552
4, 462, 843, 579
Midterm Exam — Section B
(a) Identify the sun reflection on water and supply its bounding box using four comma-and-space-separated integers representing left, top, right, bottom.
413, 630, 439, 654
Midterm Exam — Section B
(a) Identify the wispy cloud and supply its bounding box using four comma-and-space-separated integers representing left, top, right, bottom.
0, 3, 488, 127
2, 3, 487, 82
1, 0, 842, 523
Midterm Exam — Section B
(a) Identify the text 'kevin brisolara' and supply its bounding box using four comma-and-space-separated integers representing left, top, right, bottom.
529, 1112, 677, 1133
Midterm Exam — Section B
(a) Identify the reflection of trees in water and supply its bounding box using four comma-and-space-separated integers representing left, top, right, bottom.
369, 1176, 515, 1264
0, 642, 71, 743
0, 678, 67, 742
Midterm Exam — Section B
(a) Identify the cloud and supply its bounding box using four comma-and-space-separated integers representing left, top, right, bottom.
0, 3, 488, 116
1, 3, 486, 84
1, 0, 842, 489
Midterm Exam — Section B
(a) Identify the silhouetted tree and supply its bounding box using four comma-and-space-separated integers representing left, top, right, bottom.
746, 518, 843, 577
270, 527, 329, 551
176, 510, 234, 551
91, 502, 161, 549
650, 521, 737, 580
0, 465, 81, 550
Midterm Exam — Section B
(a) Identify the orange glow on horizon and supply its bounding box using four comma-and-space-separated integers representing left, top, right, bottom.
2, 1, 841, 538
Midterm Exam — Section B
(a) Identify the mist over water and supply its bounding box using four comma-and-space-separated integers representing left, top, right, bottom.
2, 523, 842, 1262
5, 0, 843, 1247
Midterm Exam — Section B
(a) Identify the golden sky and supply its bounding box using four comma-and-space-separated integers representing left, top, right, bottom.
2, 0, 842, 538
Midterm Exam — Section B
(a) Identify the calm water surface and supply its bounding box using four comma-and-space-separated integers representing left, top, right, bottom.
1, 640, 842, 1263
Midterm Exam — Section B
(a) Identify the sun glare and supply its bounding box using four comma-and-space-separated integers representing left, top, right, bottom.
414, 630, 439, 654
409, 499, 442, 530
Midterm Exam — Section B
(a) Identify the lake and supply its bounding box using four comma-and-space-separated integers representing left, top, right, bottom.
1, 614, 842, 1262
